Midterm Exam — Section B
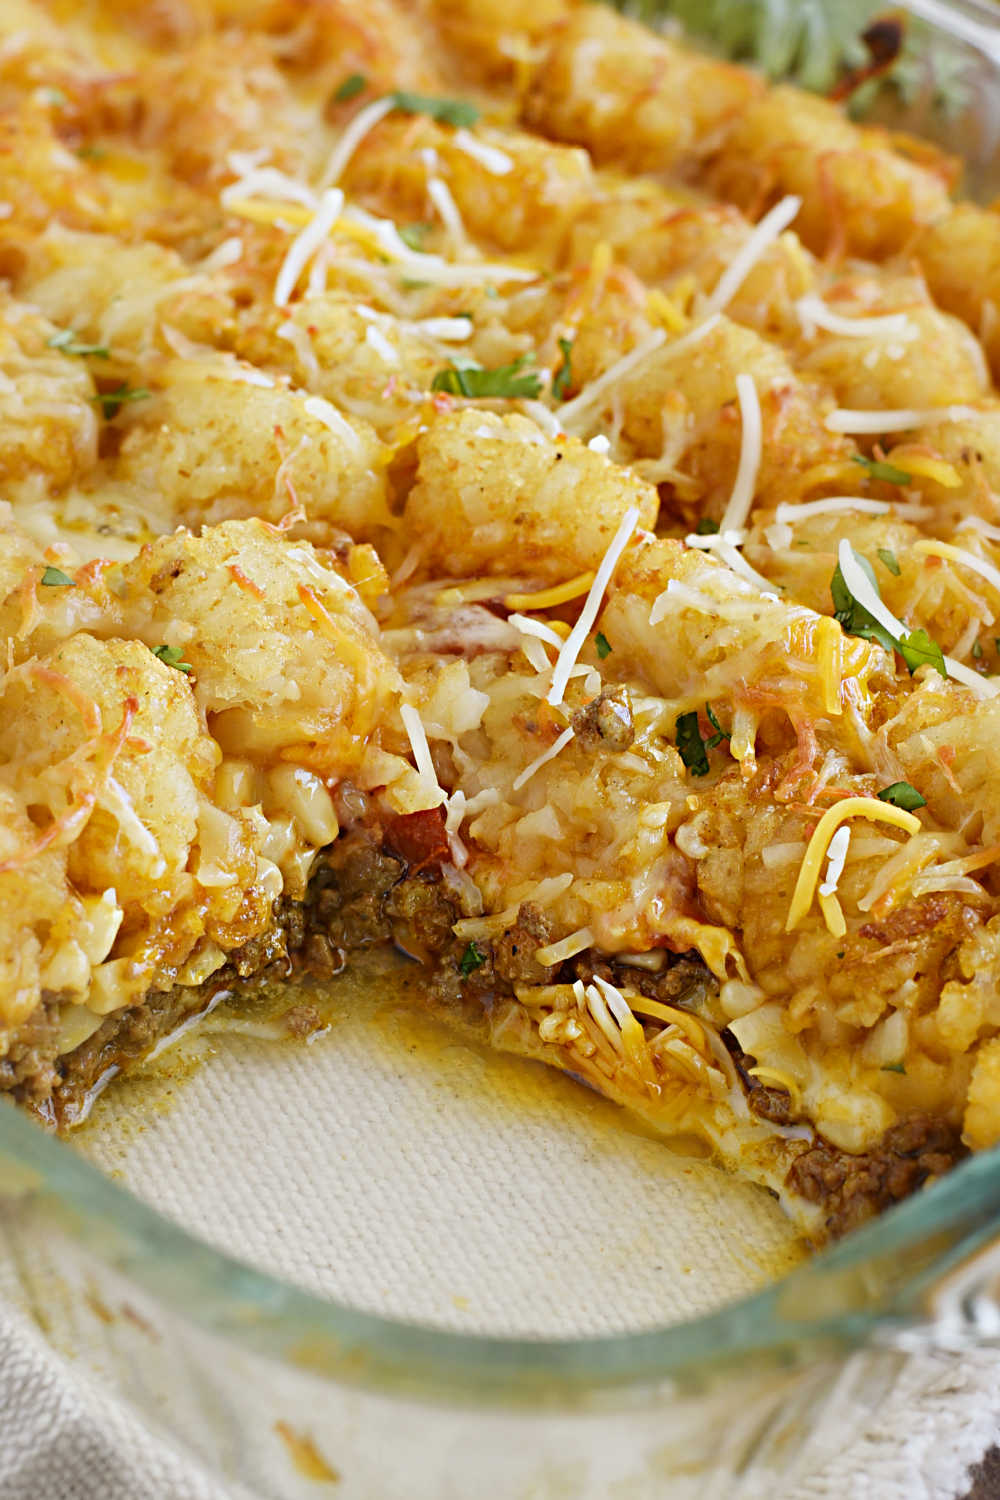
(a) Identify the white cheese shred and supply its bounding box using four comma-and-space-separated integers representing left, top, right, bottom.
400, 702, 446, 800
512, 725, 575, 792
794, 296, 915, 341
720, 373, 763, 532
825, 405, 980, 434
837, 538, 908, 640
701, 195, 802, 320
558, 331, 666, 428
774, 496, 931, 524
320, 95, 397, 188
547, 506, 640, 706
818, 825, 851, 897
453, 129, 514, 175
274, 188, 344, 307
303, 393, 361, 454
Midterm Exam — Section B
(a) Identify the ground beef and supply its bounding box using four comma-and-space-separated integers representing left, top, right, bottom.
787, 1114, 964, 1238
723, 1032, 796, 1126
492, 903, 554, 984
0, 994, 61, 1102
306, 832, 405, 949
570, 687, 635, 751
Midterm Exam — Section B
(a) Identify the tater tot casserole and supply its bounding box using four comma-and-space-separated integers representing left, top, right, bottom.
5, 0, 1000, 1244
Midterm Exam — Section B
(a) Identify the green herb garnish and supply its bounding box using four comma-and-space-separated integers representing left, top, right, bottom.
40, 566, 75, 587
973, 640, 984, 660
48, 328, 110, 359
881, 1061, 907, 1074
897, 627, 946, 678
704, 704, 729, 749
459, 941, 486, 976
851, 453, 912, 486
675, 711, 709, 777
91, 384, 150, 418
877, 781, 927, 811
399, 222, 432, 251
595, 632, 612, 660
333, 73, 367, 103
389, 90, 479, 129
76, 144, 107, 161
151, 644, 193, 674
831, 548, 946, 679
552, 337, 574, 400
695, 517, 720, 535
877, 547, 900, 576
431, 355, 541, 400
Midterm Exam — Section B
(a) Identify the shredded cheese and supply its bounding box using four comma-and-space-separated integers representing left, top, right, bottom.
815, 614, 842, 715
512, 725, 575, 791
774, 495, 931, 524
426, 172, 467, 248
414, 316, 473, 342
557, 330, 665, 428
503, 573, 595, 611
320, 95, 397, 187
825, 405, 981, 434
837, 538, 907, 641
547, 507, 640, 706
508, 614, 568, 649
960, 517, 1000, 544
942, 655, 1000, 696
399, 702, 446, 804
794, 295, 916, 341
303, 393, 362, 454
786, 798, 921, 932
720, 373, 763, 533
701, 195, 801, 320
913, 539, 1000, 599
885, 447, 962, 489
534, 927, 595, 966
273, 188, 344, 307
452, 129, 514, 175
818, 825, 851, 897
364, 323, 400, 365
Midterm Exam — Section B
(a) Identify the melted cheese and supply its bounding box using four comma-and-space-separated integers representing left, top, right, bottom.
786, 799, 922, 932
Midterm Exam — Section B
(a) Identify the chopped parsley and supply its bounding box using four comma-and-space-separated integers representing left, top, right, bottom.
459, 941, 486, 976
851, 453, 912, 486
675, 711, 709, 777
552, 337, 574, 400
897, 627, 947, 677
876, 547, 900, 576
48, 328, 110, 358
831, 549, 946, 679
399, 222, 432, 251
333, 73, 367, 103
76, 144, 107, 161
881, 1061, 907, 1074
151, 643, 193, 674
877, 781, 927, 811
92, 383, 150, 418
695, 517, 720, 535
389, 90, 479, 129
595, 631, 612, 660
431, 355, 541, 399
704, 703, 729, 749
973, 640, 984, 660
40, 566, 75, 587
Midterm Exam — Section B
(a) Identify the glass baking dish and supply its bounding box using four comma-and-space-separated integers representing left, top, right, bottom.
4, 4, 1000, 1497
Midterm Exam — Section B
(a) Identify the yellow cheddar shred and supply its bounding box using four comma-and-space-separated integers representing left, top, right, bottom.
885, 445, 962, 489
785, 797, 922, 932
815, 614, 842, 716
817, 889, 847, 938
503, 571, 596, 611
